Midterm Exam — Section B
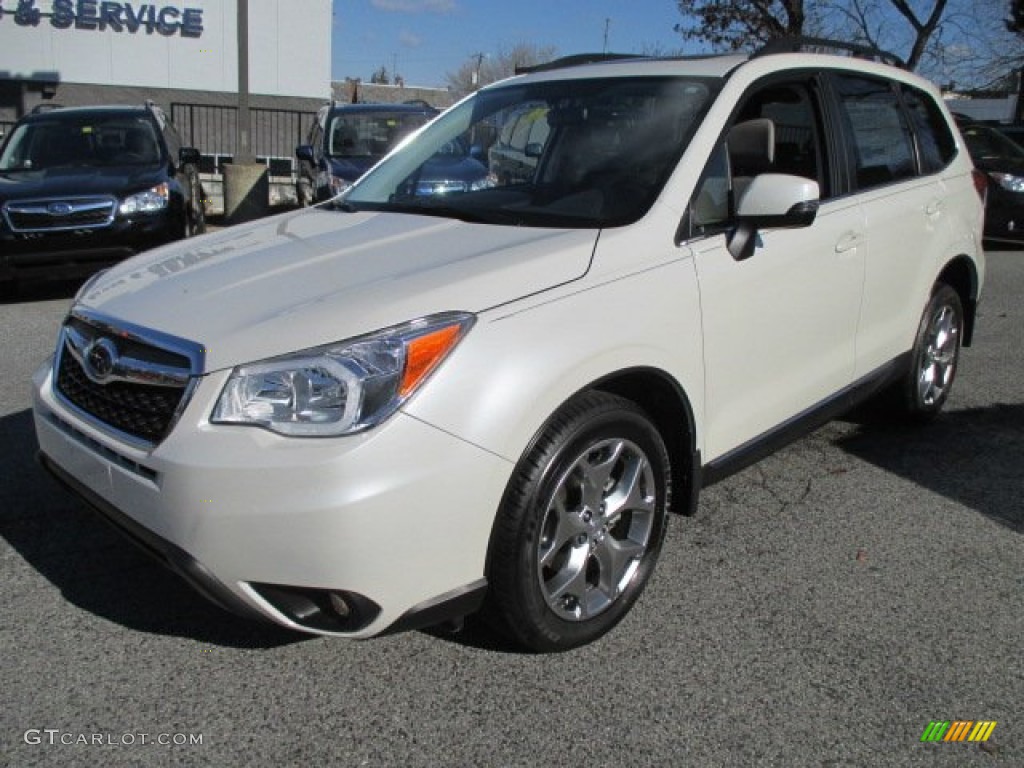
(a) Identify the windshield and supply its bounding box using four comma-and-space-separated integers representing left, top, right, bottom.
0, 114, 162, 171
961, 124, 1024, 161
344, 76, 716, 228
328, 112, 433, 159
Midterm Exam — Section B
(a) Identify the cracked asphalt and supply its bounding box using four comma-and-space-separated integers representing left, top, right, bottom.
1, 250, 1021, 767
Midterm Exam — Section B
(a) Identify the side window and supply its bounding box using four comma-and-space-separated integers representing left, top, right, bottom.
162, 120, 182, 158
901, 85, 956, 174
310, 122, 323, 160
734, 83, 825, 190
689, 80, 825, 237
834, 75, 916, 189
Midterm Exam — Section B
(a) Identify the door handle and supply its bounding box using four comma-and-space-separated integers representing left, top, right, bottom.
925, 199, 944, 216
835, 231, 864, 253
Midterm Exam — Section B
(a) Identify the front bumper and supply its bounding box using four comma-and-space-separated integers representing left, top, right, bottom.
32, 361, 511, 637
1, 212, 178, 281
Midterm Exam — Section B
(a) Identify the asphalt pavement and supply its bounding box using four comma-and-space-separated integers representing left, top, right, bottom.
1, 250, 1021, 767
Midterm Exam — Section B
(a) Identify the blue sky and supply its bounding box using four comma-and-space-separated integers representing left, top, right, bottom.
331, 0, 696, 88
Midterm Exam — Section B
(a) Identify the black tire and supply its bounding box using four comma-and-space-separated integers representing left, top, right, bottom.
185, 169, 206, 237
484, 391, 671, 652
898, 283, 963, 422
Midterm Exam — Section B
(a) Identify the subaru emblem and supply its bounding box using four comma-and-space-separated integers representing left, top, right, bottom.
82, 338, 119, 384
48, 202, 74, 216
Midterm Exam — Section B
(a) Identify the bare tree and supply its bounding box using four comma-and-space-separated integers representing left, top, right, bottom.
673, 0, 807, 50
446, 43, 558, 95
673, 0, 1018, 88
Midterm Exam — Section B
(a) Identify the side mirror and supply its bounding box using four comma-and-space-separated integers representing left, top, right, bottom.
296, 144, 315, 163
179, 147, 201, 166
728, 173, 820, 261
469, 144, 484, 161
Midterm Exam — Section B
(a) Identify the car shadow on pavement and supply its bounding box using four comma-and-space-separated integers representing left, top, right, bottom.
0, 276, 84, 305
837, 402, 1024, 533
0, 409, 306, 649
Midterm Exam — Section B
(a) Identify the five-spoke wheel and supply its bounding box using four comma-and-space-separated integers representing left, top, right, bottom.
484, 392, 671, 652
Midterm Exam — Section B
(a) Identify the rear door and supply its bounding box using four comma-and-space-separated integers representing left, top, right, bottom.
828, 74, 951, 376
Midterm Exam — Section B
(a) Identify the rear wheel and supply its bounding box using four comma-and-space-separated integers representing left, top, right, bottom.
484, 392, 670, 652
900, 283, 963, 421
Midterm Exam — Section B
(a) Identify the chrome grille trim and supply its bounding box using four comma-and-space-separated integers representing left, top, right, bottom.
3, 196, 117, 233
53, 307, 206, 449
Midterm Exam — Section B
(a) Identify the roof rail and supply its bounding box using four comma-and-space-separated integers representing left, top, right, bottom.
515, 53, 643, 75
30, 103, 65, 114
754, 36, 905, 68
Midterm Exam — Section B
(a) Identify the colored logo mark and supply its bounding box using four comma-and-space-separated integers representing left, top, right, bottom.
920, 720, 997, 742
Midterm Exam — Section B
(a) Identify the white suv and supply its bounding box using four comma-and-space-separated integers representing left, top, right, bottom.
33, 41, 986, 651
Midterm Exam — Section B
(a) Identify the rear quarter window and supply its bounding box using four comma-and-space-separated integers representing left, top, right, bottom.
901, 86, 956, 174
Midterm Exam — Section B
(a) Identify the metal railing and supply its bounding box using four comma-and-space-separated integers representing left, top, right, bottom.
170, 103, 317, 176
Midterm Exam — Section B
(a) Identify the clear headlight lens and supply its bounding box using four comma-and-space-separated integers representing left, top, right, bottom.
119, 183, 170, 214
989, 172, 1024, 193
470, 173, 497, 191
212, 312, 474, 436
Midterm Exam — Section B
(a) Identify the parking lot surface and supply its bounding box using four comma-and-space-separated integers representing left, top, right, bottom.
2, 251, 1021, 767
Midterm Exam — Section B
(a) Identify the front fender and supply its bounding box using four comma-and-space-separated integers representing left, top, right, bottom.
404, 257, 706, 464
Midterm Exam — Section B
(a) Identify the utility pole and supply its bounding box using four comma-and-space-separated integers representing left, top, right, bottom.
236, 0, 253, 164
223, 0, 268, 224
471, 52, 485, 89
603, 17, 611, 53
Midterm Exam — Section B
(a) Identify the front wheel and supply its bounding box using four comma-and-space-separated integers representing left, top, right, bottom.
901, 283, 963, 421
484, 392, 671, 652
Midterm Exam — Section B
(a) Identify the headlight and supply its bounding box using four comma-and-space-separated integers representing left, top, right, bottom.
470, 173, 497, 191
119, 183, 169, 214
211, 312, 474, 436
989, 172, 1024, 193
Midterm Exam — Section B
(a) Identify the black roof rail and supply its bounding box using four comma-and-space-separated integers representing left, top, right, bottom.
30, 103, 65, 114
515, 53, 643, 75
754, 36, 905, 68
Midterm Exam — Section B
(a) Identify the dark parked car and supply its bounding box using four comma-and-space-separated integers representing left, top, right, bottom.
0, 103, 206, 291
959, 121, 1024, 245
295, 102, 492, 204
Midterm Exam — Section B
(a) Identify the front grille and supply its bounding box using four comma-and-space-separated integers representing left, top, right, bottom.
57, 352, 184, 443
53, 310, 202, 446
4, 197, 116, 233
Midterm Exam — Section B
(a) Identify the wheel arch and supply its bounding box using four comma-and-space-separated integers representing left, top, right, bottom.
499, 366, 702, 522
592, 368, 701, 518
936, 255, 979, 346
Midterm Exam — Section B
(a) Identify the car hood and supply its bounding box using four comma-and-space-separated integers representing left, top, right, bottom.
0, 165, 165, 202
77, 207, 598, 371
328, 156, 378, 181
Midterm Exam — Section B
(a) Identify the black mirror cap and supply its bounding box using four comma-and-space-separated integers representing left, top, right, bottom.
296, 144, 315, 162
739, 200, 819, 231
